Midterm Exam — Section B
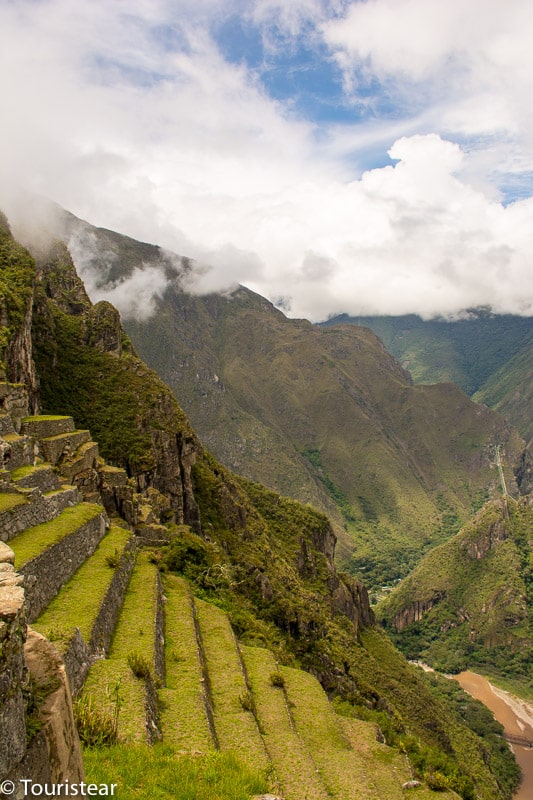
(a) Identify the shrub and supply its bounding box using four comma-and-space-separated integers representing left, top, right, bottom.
74, 693, 120, 747
127, 651, 151, 679
270, 672, 285, 688
238, 690, 256, 714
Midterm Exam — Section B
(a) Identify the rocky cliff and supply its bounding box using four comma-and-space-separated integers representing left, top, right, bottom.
0, 213, 373, 692
379, 497, 533, 681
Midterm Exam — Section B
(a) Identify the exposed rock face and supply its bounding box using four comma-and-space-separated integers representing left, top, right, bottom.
0, 547, 27, 779
460, 502, 510, 560
87, 301, 124, 356
10, 631, 85, 786
5, 296, 40, 415
393, 594, 445, 631
1, 555, 83, 787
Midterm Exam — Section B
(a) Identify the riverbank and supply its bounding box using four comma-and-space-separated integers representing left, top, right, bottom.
455, 671, 533, 800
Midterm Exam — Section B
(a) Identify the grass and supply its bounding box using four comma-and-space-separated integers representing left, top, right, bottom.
241, 645, 328, 800
159, 575, 214, 752
81, 552, 159, 743
33, 524, 132, 649
21, 414, 72, 422
10, 503, 103, 567
279, 664, 377, 800
195, 598, 270, 774
0, 492, 27, 513
83, 744, 268, 800
10, 464, 53, 481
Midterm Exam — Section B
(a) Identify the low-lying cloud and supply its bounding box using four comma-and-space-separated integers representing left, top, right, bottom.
0, 0, 532, 322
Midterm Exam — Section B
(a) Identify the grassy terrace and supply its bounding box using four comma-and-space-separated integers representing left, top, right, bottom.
159, 575, 214, 752
280, 665, 384, 800
83, 745, 268, 800
241, 645, 328, 800
82, 552, 159, 743
10, 463, 54, 481
339, 717, 417, 800
33, 524, 132, 650
195, 599, 270, 775
0, 492, 27, 513
10, 502, 103, 567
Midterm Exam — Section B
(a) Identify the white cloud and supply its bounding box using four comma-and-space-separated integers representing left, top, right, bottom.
0, 1, 532, 322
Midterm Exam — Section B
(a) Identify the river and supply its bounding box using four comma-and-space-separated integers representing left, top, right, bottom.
455, 671, 533, 800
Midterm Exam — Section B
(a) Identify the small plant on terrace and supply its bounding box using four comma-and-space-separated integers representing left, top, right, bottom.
127, 651, 151, 679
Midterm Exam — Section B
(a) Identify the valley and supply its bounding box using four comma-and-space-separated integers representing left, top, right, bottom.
0, 208, 530, 799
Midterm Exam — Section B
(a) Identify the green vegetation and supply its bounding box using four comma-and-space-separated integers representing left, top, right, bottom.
474, 345, 533, 441
1, 214, 523, 800
81, 553, 159, 742
0, 492, 27, 513
420, 672, 521, 800
158, 574, 214, 752
10, 503, 103, 567
378, 498, 533, 692
0, 217, 36, 362
83, 745, 268, 800
323, 310, 533, 396
74, 692, 121, 748
195, 598, 270, 772
33, 524, 131, 647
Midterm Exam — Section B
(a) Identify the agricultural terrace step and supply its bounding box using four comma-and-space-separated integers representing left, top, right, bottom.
20, 415, 75, 439
1, 433, 34, 470
159, 575, 215, 752
10, 503, 108, 622
279, 665, 389, 800
33, 524, 136, 694
194, 598, 270, 774
39, 430, 92, 466
10, 463, 61, 493
81, 553, 161, 743
59, 442, 99, 483
0, 486, 79, 542
339, 717, 411, 800
241, 645, 329, 800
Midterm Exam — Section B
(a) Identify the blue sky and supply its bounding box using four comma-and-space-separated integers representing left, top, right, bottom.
1, 0, 533, 320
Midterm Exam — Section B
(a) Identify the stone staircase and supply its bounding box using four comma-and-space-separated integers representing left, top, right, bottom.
0, 380, 452, 798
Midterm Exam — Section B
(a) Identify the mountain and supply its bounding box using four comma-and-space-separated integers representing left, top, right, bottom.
378, 496, 533, 696
27, 208, 529, 591
473, 344, 533, 443
1, 210, 522, 799
321, 311, 533, 441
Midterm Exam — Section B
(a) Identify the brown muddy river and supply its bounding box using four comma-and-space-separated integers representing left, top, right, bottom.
455, 671, 533, 800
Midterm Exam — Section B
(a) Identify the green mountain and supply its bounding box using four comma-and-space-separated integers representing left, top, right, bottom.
2, 210, 523, 799
378, 497, 533, 693
28, 210, 528, 592
473, 344, 533, 443
321, 312, 533, 441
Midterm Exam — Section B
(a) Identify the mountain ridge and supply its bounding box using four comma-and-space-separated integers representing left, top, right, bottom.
28, 207, 529, 589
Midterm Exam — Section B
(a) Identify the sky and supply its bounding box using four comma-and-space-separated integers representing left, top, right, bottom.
1, 0, 533, 321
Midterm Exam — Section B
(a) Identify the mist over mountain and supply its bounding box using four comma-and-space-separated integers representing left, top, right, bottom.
21, 206, 529, 591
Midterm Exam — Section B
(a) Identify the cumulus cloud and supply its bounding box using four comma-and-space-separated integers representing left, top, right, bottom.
0, 0, 532, 321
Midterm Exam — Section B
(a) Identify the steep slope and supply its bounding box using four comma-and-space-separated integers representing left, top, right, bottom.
0, 211, 520, 799
378, 497, 533, 690
473, 345, 533, 444
26, 209, 527, 588
321, 311, 533, 440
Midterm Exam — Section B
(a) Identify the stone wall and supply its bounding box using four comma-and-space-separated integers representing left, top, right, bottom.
0, 550, 84, 790
22, 512, 108, 622
63, 537, 138, 695
0, 544, 27, 780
